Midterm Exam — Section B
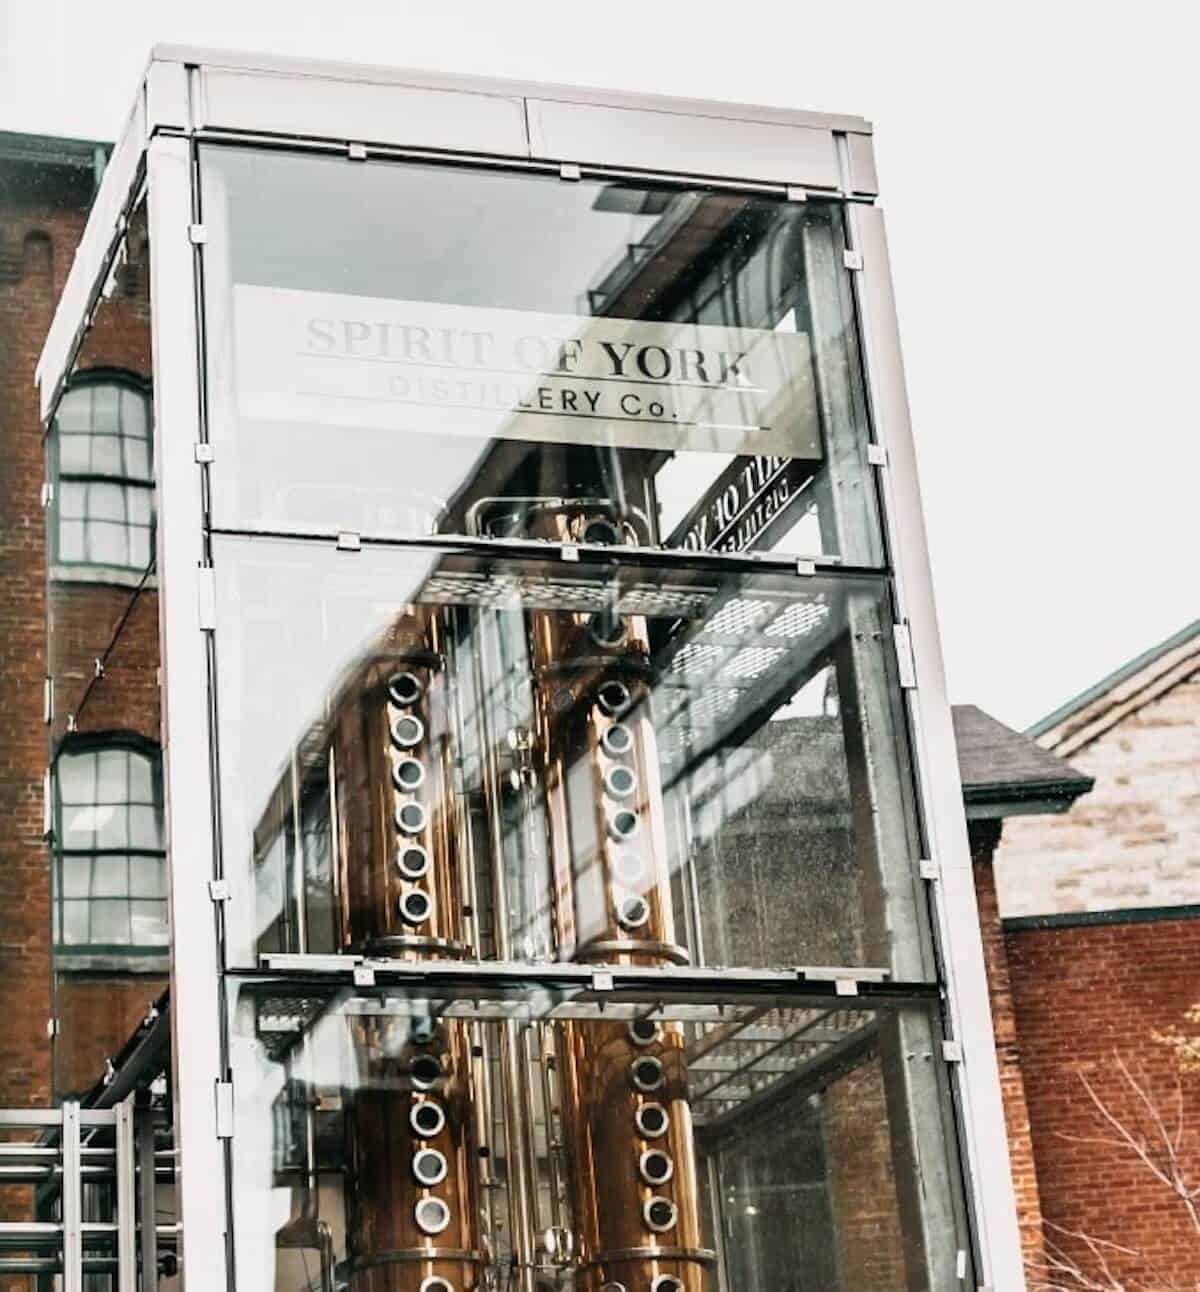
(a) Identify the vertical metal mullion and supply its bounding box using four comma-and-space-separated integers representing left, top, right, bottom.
62, 1100, 82, 1292
116, 1098, 137, 1292
137, 1104, 159, 1290
846, 203, 1025, 1291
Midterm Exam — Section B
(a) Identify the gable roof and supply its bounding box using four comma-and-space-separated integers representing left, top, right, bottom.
1028, 618, 1200, 758
952, 704, 1094, 819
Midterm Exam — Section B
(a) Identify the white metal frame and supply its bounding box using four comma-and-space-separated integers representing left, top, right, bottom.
34, 46, 1022, 1292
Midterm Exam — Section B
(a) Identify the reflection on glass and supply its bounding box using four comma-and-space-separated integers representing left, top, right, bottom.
214, 536, 925, 977
202, 148, 879, 565
230, 983, 959, 1292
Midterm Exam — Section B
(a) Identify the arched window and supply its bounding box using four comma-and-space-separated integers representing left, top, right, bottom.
51, 371, 155, 572
52, 737, 167, 952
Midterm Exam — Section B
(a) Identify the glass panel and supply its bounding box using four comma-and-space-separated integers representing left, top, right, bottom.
201, 147, 880, 565
213, 536, 927, 978
228, 980, 969, 1291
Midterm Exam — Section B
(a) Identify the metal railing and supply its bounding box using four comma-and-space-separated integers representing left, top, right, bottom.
0, 1097, 176, 1289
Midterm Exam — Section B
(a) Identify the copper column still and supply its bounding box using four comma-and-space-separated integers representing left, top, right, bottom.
522, 503, 711, 1292
336, 607, 483, 1292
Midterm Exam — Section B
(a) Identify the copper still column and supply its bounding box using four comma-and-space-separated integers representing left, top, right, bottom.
336, 608, 483, 1292
524, 505, 711, 1292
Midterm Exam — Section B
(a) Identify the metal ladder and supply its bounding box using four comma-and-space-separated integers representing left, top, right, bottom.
0, 1096, 176, 1288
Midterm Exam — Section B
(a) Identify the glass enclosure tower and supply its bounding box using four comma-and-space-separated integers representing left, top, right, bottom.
36, 47, 1024, 1291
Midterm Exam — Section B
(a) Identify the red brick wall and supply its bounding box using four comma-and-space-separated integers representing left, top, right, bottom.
2, 157, 160, 1126
54, 975, 167, 1097
0, 181, 87, 1114
970, 822, 1047, 1270
1007, 916, 1200, 1284
822, 1055, 908, 1289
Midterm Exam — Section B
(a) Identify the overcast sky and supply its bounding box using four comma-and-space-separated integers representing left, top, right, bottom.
2, 1, 1195, 730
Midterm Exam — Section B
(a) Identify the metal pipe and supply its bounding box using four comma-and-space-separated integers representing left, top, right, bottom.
62, 1101, 82, 1292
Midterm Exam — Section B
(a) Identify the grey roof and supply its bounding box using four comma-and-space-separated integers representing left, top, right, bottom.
1028, 617, 1200, 738
952, 704, 1094, 818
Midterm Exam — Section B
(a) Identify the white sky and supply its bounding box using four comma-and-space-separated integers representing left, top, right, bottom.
2, 1, 1196, 731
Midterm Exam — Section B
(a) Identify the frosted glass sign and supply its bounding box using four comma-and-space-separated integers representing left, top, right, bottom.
201, 146, 883, 564
234, 288, 820, 459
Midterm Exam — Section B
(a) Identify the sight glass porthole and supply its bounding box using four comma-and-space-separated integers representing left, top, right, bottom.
399, 889, 432, 925
390, 713, 425, 749
635, 1102, 669, 1139
396, 801, 428, 835
643, 1197, 678, 1233
397, 844, 431, 878
410, 1101, 446, 1138
414, 1197, 451, 1235
630, 1056, 665, 1093
392, 757, 425, 791
388, 671, 424, 707
601, 723, 634, 757
412, 1148, 449, 1187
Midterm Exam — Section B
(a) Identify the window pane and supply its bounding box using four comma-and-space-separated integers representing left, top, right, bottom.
128, 805, 163, 850
89, 433, 123, 476
61, 901, 89, 945
130, 901, 168, 944
91, 856, 128, 897
58, 430, 93, 473
60, 856, 92, 898
227, 982, 970, 1291
202, 147, 881, 565
90, 901, 129, 944
130, 855, 166, 897
90, 382, 120, 432
214, 536, 927, 977
54, 387, 91, 433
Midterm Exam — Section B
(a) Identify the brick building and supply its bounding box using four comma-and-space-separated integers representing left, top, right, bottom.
991, 621, 1200, 1285
0, 130, 166, 1121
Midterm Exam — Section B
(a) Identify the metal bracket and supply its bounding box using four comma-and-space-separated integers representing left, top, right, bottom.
214, 1081, 234, 1139
43, 768, 52, 836
892, 623, 917, 689
46, 1017, 59, 1038
44, 676, 53, 725
197, 567, 216, 631
918, 858, 940, 881
785, 185, 808, 203
833, 977, 858, 997
795, 558, 816, 576
591, 971, 614, 992
207, 878, 231, 903
559, 162, 582, 181
193, 441, 214, 464
347, 142, 368, 161
956, 1250, 968, 1279
843, 248, 864, 271
40, 480, 53, 507
942, 1040, 964, 1063
561, 544, 580, 562
336, 530, 362, 552
353, 963, 376, 987
93, 657, 105, 679
187, 223, 208, 245
866, 443, 887, 467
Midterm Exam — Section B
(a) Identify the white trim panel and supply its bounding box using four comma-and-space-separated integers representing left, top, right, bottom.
147, 133, 230, 1290
35, 93, 147, 418
528, 97, 841, 188
849, 204, 1026, 1290
845, 131, 879, 197
197, 67, 529, 157
153, 43, 870, 135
